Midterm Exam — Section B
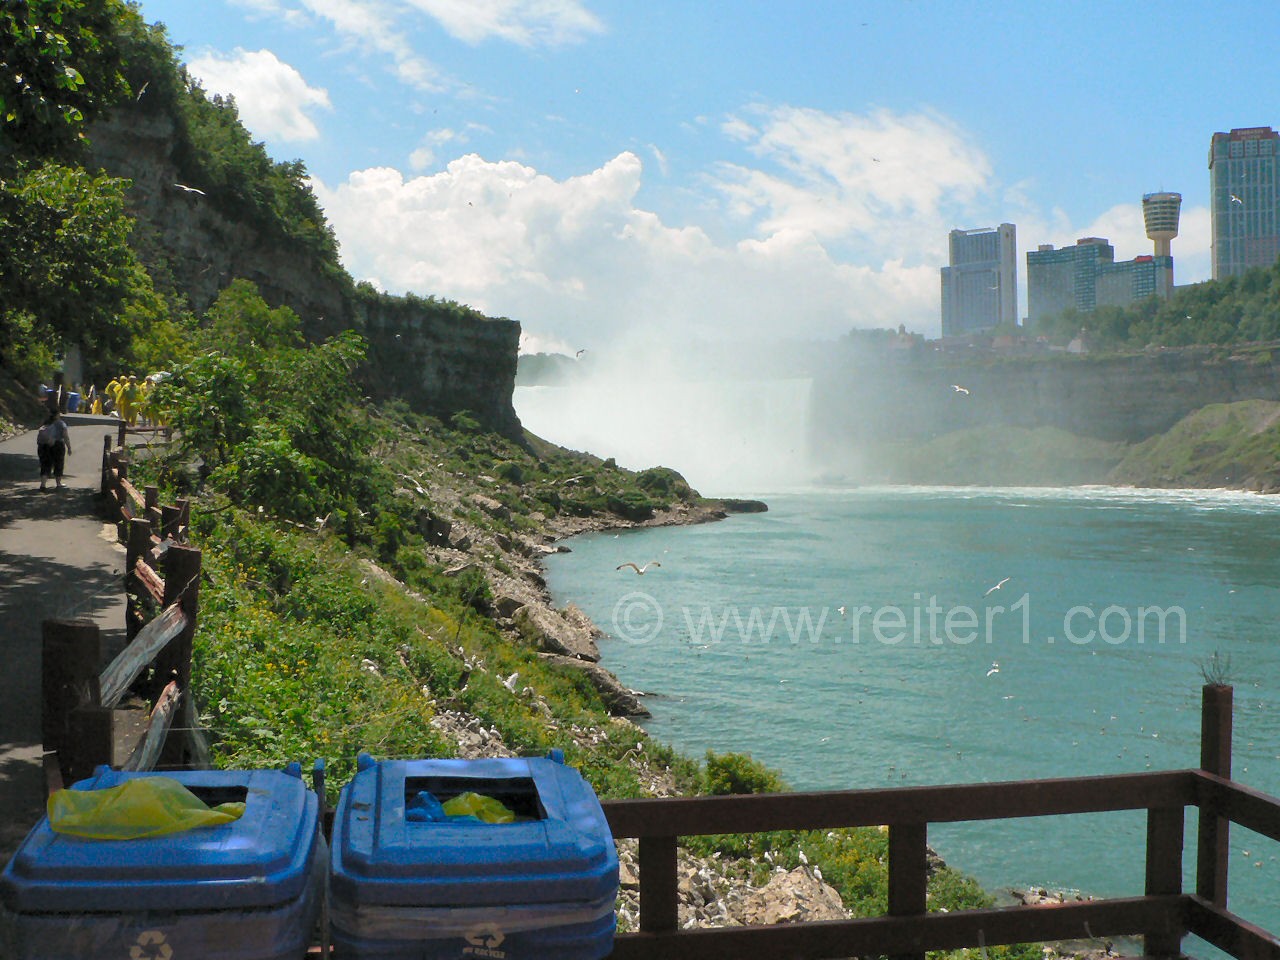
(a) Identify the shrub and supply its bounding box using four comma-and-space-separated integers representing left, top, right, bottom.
704, 750, 788, 795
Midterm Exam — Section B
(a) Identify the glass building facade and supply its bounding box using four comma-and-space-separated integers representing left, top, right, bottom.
1026, 238, 1173, 324
1209, 127, 1280, 280
940, 223, 1017, 336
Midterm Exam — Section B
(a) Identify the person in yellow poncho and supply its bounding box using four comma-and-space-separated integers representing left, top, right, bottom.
105, 376, 122, 417
121, 375, 140, 426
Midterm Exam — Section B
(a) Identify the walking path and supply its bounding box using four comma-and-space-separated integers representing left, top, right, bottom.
0, 415, 133, 866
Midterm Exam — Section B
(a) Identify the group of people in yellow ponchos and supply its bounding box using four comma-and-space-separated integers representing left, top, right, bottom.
82, 374, 162, 426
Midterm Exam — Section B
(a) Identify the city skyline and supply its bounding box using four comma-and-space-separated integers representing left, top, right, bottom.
136, 1, 1280, 350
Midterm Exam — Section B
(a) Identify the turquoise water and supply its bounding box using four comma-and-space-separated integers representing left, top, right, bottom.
544, 487, 1280, 938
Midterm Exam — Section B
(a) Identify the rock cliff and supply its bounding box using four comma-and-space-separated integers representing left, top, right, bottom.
86, 108, 521, 436
810, 345, 1280, 475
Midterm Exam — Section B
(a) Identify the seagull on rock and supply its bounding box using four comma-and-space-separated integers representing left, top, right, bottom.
617, 561, 661, 575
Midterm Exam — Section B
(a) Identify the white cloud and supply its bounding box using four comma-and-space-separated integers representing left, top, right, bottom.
404, 0, 605, 46
187, 48, 331, 142
312, 146, 946, 348
229, 0, 311, 26
714, 104, 993, 265
409, 124, 492, 171
297, 0, 444, 91
312, 102, 1213, 352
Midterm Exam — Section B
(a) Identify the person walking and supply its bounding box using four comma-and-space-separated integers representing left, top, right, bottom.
36, 411, 72, 491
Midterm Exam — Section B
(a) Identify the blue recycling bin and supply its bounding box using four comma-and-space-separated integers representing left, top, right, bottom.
66, 391, 79, 412
0, 766, 325, 960
329, 752, 618, 959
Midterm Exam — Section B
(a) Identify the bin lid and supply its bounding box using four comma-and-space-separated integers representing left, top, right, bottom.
0, 769, 320, 914
331, 756, 618, 908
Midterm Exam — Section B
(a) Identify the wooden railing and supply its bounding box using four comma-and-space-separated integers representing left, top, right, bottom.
601, 685, 1280, 960
40, 428, 203, 789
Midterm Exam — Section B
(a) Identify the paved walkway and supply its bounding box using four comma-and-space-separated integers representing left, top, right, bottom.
0, 415, 131, 866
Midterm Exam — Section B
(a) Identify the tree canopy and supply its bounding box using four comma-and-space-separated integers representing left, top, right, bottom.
1031, 257, 1280, 352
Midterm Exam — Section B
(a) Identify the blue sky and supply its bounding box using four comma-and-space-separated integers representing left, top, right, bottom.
137, 0, 1280, 353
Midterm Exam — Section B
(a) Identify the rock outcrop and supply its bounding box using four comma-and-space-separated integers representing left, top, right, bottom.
86, 107, 521, 436
811, 344, 1280, 456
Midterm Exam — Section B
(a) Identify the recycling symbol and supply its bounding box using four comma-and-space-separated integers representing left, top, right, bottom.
130, 929, 173, 960
465, 922, 506, 949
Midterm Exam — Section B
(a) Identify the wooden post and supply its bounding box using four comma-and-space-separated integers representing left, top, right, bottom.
117, 419, 126, 448
638, 834, 679, 934
1145, 805, 1185, 957
100, 434, 112, 495
126, 518, 153, 641
1196, 683, 1233, 908
888, 822, 928, 960
156, 544, 201, 768
64, 707, 115, 783
41, 620, 102, 752
177, 498, 190, 542
145, 486, 159, 527
161, 503, 181, 542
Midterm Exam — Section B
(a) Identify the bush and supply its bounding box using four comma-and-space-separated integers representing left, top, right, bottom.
636, 466, 695, 502
704, 750, 788, 795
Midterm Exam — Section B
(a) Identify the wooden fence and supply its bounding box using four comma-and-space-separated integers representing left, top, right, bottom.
600, 684, 1280, 960
40, 427, 203, 789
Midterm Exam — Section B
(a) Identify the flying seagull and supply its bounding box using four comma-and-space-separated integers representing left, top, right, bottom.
617, 561, 661, 575
986, 662, 1000, 678
951, 384, 970, 395
984, 577, 1011, 597
1230, 194, 1243, 205
173, 183, 205, 196
135, 80, 149, 100
575, 349, 586, 358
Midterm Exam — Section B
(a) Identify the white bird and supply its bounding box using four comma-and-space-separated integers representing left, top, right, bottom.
951, 384, 970, 395
501, 671, 519, 692
173, 183, 205, 196
1230, 194, 1243, 204
986, 662, 1000, 678
135, 80, 149, 100
837, 605, 846, 616
984, 577, 1011, 596
616, 561, 661, 574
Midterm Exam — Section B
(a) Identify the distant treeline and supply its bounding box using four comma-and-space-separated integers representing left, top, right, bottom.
1033, 258, 1280, 352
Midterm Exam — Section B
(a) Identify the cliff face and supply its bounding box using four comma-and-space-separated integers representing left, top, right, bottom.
811, 347, 1280, 468
86, 109, 521, 437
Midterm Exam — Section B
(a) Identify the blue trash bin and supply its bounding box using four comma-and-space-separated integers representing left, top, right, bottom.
66, 391, 79, 412
330, 752, 618, 959
0, 766, 325, 960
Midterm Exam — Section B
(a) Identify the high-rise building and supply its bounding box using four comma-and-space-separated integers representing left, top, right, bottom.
940, 223, 1017, 337
1026, 236, 1174, 326
1209, 127, 1280, 280
1027, 238, 1112, 322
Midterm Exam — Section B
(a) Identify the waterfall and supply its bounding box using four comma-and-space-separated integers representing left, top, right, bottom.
514, 377, 813, 496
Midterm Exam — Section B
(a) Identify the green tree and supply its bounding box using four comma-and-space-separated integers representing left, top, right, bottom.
203, 278, 303, 357
154, 281, 388, 523
0, 160, 159, 377
0, 0, 136, 162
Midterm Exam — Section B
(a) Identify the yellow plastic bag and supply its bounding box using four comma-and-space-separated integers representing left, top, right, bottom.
441, 792, 515, 823
48, 777, 245, 840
